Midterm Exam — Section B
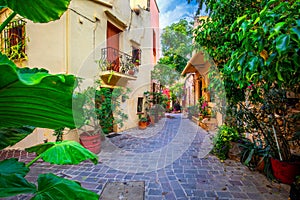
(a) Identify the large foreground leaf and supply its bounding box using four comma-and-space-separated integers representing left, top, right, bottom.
0, 158, 29, 176
32, 173, 99, 200
0, 0, 71, 23
0, 53, 76, 129
0, 158, 36, 197
26, 140, 98, 165
0, 126, 35, 150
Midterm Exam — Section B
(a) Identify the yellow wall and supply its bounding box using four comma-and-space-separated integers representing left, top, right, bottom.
130, 0, 148, 10
3, 0, 160, 149
26, 15, 67, 73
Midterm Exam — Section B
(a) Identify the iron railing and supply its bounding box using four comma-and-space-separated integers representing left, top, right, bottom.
100, 47, 139, 75
1, 19, 26, 59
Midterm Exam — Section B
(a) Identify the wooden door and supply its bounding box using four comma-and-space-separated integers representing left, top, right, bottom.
107, 22, 121, 71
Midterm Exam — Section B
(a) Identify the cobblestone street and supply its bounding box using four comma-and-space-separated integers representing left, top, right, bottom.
0, 114, 290, 200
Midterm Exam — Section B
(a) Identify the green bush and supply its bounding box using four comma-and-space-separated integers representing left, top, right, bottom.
212, 125, 240, 160
95, 87, 129, 134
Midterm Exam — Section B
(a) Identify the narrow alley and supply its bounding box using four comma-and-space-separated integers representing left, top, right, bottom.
0, 114, 289, 200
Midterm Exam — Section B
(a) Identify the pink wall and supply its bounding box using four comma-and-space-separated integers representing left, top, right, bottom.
150, 0, 159, 28
150, 0, 160, 63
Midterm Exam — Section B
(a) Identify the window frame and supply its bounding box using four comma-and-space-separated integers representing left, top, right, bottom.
132, 46, 141, 66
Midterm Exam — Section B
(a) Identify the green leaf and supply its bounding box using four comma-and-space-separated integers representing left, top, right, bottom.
266, 0, 277, 7
0, 53, 76, 129
0, 0, 5, 7
0, 158, 36, 197
274, 22, 285, 33
230, 20, 238, 32
292, 53, 300, 66
0, 174, 36, 197
26, 140, 98, 165
276, 34, 290, 53
276, 62, 284, 81
266, 52, 277, 66
296, 19, 300, 27
32, 173, 99, 200
0, 126, 34, 150
240, 21, 249, 35
268, 32, 277, 40
0, 158, 29, 176
244, 149, 255, 165
259, 6, 268, 17
3, 0, 71, 23
254, 17, 260, 25
246, 72, 258, 81
248, 56, 259, 71
237, 14, 247, 24
238, 53, 247, 66
291, 27, 300, 40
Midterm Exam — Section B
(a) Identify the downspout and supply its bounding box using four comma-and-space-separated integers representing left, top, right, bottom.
65, 9, 70, 74
93, 18, 100, 60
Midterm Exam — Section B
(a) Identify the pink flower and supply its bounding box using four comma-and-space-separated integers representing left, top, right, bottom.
247, 84, 254, 89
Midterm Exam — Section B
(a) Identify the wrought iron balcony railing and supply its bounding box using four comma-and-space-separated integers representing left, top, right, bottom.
99, 47, 139, 76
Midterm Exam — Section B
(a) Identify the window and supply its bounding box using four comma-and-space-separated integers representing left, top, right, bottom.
132, 46, 141, 65
137, 97, 143, 113
153, 30, 156, 57
1, 19, 26, 59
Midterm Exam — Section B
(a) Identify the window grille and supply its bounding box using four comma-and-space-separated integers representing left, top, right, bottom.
1, 19, 26, 59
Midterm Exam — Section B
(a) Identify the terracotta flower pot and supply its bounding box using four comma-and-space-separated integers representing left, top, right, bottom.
128, 69, 135, 75
79, 132, 101, 154
138, 121, 147, 130
256, 157, 265, 172
270, 157, 300, 184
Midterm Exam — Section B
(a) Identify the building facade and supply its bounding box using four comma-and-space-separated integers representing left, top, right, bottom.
1, 0, 160, 148
181, 16, 222, 129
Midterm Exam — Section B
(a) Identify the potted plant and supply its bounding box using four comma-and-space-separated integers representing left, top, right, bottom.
127, 62, 137, 76
0, 1, 100, 199
119, 57, 138, 75
74, 85, 103, 154
97, 59, 112, 71
138, 117, 148, 130
74, 80, 130, 153
260, 90, 300, 184
235, 88, 300, 184
239, 137, 272, 176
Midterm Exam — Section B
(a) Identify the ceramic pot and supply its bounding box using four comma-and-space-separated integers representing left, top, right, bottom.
270, 157, 300, 184
80, 132, 101, 154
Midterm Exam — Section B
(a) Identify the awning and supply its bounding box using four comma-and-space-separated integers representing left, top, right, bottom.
181, 51, 212, 76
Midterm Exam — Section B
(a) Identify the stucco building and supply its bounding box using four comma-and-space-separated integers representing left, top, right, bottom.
181, 16, 222, 129
1, 0, 160, 148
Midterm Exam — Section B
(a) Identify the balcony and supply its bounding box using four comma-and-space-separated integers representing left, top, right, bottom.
98, 47, 139, 87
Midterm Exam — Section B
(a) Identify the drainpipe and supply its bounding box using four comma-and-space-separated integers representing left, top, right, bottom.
65, 9, 70, 74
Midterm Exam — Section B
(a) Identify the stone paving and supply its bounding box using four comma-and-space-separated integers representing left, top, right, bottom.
0, 113, 290, 200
